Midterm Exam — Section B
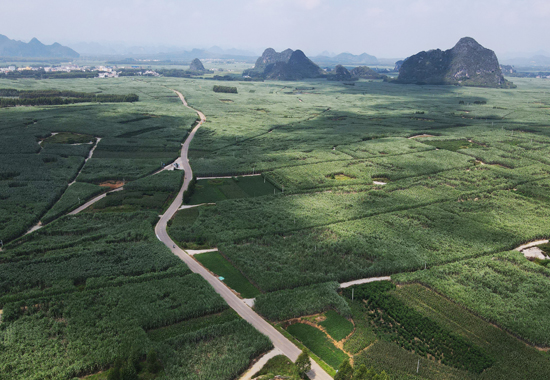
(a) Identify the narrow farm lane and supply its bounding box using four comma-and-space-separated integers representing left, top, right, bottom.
155, 89, 332, 380
339, 276, 392, 288
69, 186, 124, 215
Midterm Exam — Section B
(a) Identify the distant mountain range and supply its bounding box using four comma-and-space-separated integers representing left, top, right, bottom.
0, 34, 79, 58
312, 52, 378, 65
66, 43, 258, 61
501, 55, 550, 67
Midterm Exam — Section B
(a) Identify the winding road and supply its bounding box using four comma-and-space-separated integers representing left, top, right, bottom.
154, 89, 332, 380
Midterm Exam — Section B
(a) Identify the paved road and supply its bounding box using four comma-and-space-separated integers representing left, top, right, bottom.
154, 89, 332, 380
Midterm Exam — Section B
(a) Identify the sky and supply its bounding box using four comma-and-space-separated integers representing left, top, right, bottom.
2, 0, 550, 58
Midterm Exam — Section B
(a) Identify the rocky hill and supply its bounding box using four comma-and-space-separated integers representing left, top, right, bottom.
254, 48, 294, 70
0, 35, 79, 58
245, 48, 323, 80
327, 64, 353, 81
313, 52, 378, 65
394, 60, 404, 72
350, 66, 386, 79
397, 37, 514, 88
189, 58, 205, 72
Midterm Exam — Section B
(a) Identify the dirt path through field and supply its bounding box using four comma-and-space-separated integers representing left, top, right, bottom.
24, 137, 102, 235
155, 89, 332, 380
340, 276, 392, 288
69, 137, 101, 186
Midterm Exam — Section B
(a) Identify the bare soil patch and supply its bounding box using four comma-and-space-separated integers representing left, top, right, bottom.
99, 180, 125, 189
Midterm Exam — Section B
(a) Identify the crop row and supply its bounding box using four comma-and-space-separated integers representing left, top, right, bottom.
342, 282, 494, 373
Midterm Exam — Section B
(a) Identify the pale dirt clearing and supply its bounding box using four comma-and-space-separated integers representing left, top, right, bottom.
185, 248, 219, 256
408, 134, 434, 139
340, 276, 392, 288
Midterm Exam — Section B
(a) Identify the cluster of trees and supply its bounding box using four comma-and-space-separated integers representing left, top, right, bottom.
107, 349, 162, 380
344, 282, 494, 374
458, 100, 487, 105
0, 90, 139, 107
213, 85, 238, 94
183, 176, 197, 204
254, 281, 351, 321
335, 359, 390, 380
0, 70, 96, 79
125, 170, 184, 193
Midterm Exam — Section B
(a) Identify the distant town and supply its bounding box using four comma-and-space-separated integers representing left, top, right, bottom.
0, 64, 167, 78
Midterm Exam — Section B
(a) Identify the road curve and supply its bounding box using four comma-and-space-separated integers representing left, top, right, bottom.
154, 89, 332, 380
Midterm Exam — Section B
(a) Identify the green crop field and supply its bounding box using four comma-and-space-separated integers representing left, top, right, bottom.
0, 77, 272, 380
319, 310, 354, 341
188, 175, 281, 204
254, 282, 351, 321
286, 323, 349, 370
193, 251, 261, 298
2, 71, 550, 379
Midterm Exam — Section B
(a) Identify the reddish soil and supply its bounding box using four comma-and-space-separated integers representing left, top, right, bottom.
98, 180, 125, 189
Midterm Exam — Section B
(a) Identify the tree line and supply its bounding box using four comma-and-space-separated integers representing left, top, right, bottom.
213, 85, 238, 93
0, 89, 139, 107
0, 70, 96, 79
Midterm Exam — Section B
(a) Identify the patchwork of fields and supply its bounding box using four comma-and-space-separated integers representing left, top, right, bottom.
0, 79, 271, 380
2, 73, 550, 379
164, 77, 550, 377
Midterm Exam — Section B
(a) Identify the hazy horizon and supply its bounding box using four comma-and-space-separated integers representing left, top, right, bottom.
2, 0, 550, 58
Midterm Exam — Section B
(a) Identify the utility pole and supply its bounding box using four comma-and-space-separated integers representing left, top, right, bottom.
417, 359, 420, 373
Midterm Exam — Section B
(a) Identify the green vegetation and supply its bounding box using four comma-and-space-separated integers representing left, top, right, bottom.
319, 310, 354, 341
0, 273, 227, 378
254, 282, 351, 321
147, 309, 240, 342
161, 319, 272, 380
189, 175, 281, 204
0, 76, 278, 380
44, 132, 94, 144
334, 360, 392, 380
253, 355, 301, 380
286, 323, 348, 369
352, 284, 550, 380
168, 207, 206, 249
87, 171, 184, 213
421, 139, 478, 151
395, 251, 550, 347
343, 301, 378, 354
213, 85, 238, 93
295, 350, 312, 379
3, 70, 550, 379
194, 251, 261, 298
41, 182, 105, 223
0, 78, 197, 243
342, 281, 493, 373
0, 89, 139, 107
